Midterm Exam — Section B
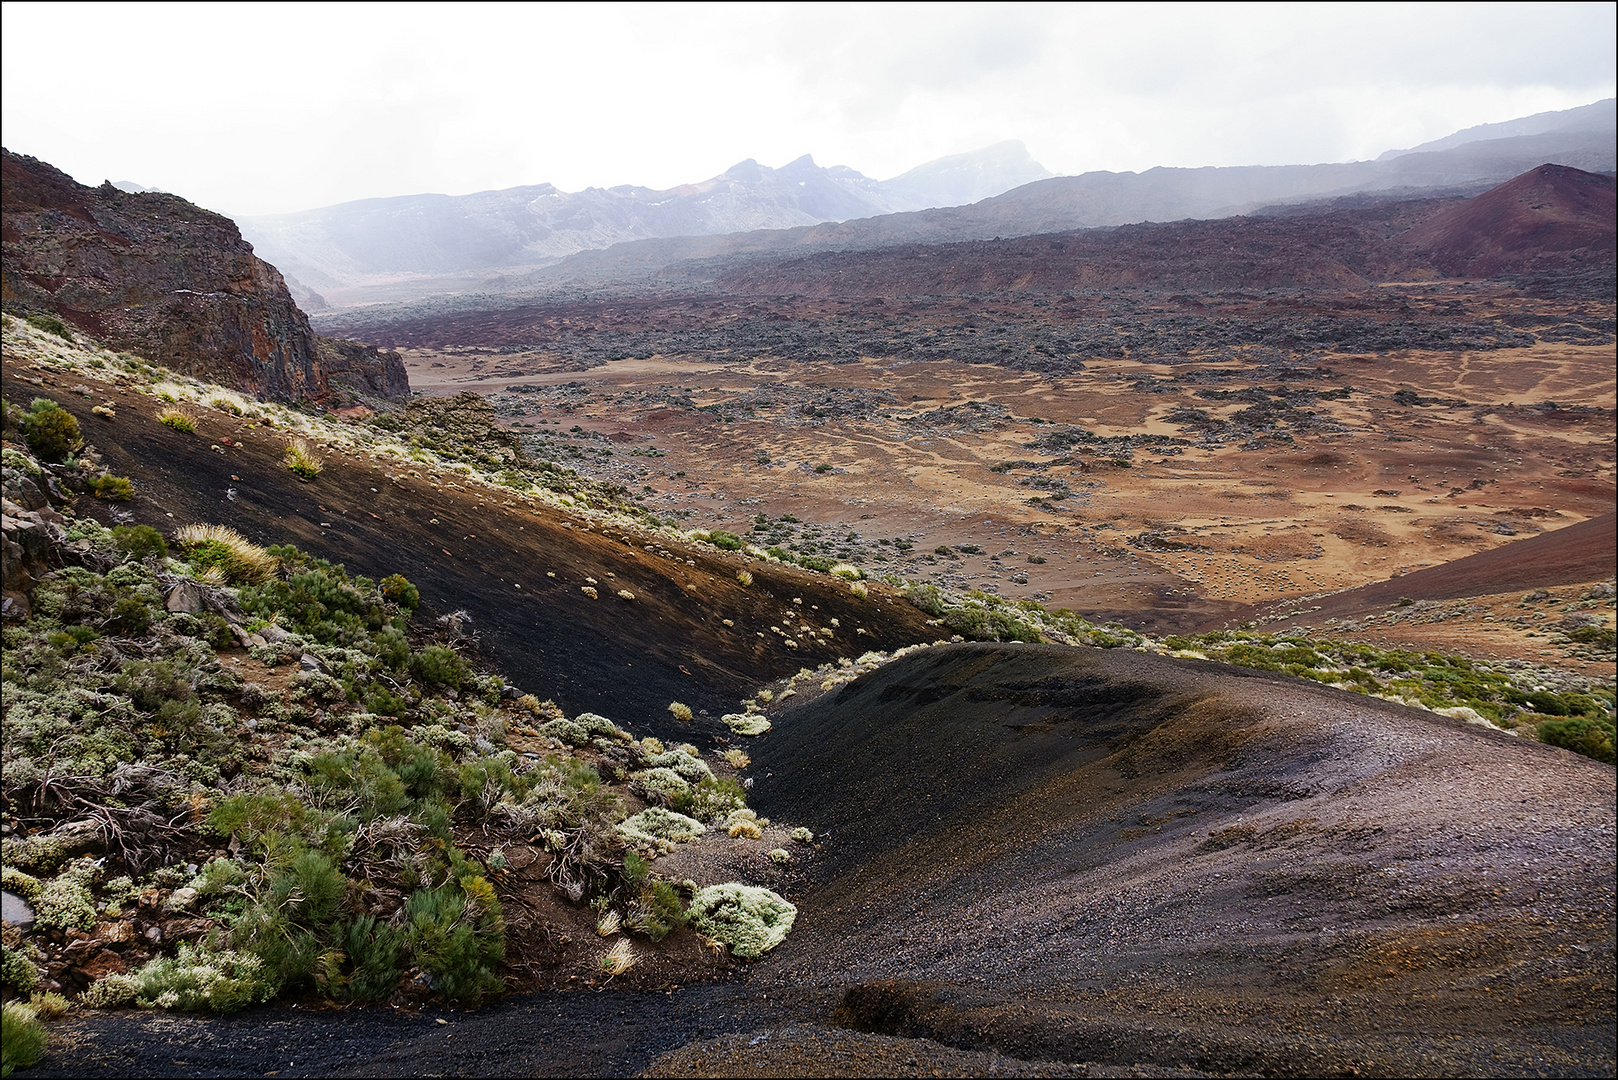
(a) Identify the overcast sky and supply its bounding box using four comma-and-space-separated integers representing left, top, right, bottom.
3, 2, 1613, 217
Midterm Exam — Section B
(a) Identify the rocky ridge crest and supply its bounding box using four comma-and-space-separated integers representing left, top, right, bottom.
1, 149, 405, 404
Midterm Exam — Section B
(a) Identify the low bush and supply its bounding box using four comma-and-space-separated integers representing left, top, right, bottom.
687, 883, 796, 959
19, 398, 82, 461
617, 808, 705, 855
283, 438, 323, 479
111, 524, 167, 561
157, 408, 197, 433
1538, 716, 1616, 764
411, 645, 471, 689
132, 942, 273, 1013
87, 473, 134, 501
379, 574, 420, 612
721, 712, 770, 736
1, 944, 39, 995
24, 312, 73, 339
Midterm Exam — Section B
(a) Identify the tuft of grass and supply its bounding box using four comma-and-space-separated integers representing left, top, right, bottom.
735, 570, 753, 587
667, 702, 693, 723
3, 1000, 48, 1074
157, 407, 198, 434
28, 993, 69, 1021
599, 938, 636, 977
173, 523, 278, 585
87, 473, 135, 501
283, 438, 323, 479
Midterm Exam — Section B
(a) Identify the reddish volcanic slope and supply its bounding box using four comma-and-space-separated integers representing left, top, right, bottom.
1403, 163, 1616, 276
1207, 512, 1617, 630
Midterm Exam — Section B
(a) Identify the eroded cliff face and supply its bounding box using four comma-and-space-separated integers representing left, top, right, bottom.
1, 149, 404, 403
315, 336, 410, 401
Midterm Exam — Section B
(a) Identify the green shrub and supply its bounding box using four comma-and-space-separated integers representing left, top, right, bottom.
132, 942, 273, 1012
708, 530, 743, 551
240, 554, 394, 644
1, 945, 39, 995
24, 312, 73, 339
402, 878, 504, 1002
157, 408, 197, 434
111, 524, 167, 561
687, 883, 796, 959
339, 915, 405, 1001
189, 858, 247, 898
19, 398, 82, 461
2, 1000, 48, 1075
904, 583, 946, 617
380, 574, 420, 612
305, 747, 409, 821
1568, 624, 1616, 648
87, 473, 135, 501
625, 879, 688, 941
411, 645, 471, 690
1538, 717, 1616, 764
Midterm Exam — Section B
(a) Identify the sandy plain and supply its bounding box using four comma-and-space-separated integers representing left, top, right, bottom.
396, 335, 1615, 653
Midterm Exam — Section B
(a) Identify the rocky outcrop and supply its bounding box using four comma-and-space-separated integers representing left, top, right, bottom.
0, 149, 406, 403
314, 336, 409, 401
1, 459, 65, 620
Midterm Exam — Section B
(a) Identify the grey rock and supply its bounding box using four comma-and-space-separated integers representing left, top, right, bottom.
2, 889, 35, 927
165, 580, 207, 614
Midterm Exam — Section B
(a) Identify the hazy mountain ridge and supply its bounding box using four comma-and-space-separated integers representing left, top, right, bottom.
255, 101, 1613, 307
239, 143, 1052, 292
1379, 97, 1615, 159
561, 112, 1616, 288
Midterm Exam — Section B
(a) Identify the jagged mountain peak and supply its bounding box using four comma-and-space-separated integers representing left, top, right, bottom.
236, 142, 1047, 292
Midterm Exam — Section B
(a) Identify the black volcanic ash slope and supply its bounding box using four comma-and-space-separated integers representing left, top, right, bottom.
745, 643, 1616, 1073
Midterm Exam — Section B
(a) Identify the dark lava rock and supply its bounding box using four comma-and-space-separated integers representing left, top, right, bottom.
1, 149, 403, 403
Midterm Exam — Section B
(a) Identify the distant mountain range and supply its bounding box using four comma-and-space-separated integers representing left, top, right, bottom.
238, 142, 1051, 302
236, 100, 1614, 307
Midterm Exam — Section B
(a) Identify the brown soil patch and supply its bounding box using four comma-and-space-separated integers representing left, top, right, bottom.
352, 317, 1612, 650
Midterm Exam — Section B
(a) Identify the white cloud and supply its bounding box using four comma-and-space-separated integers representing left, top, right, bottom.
2, 1, 1611, 215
